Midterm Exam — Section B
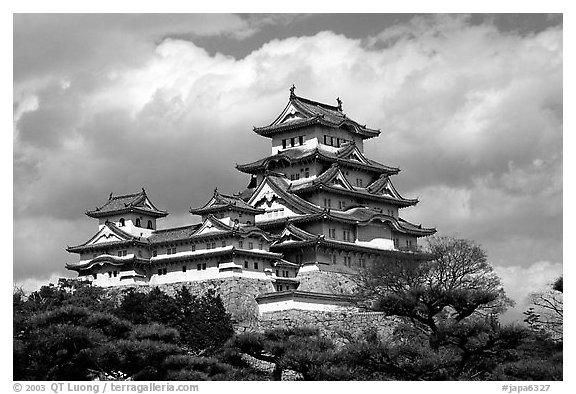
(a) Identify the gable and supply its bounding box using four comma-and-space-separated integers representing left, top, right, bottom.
194, 217, 230, 235
88, 225, 131, 245
276, 103, 307, 125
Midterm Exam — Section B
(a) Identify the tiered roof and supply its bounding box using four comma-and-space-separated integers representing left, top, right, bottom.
66, 221, 150, 253
253, 86, 380, 140
86, 188, 168, 218
236, 141, 399, 175
190, 189, 264, 215
288, 163, 418, 207
271, 222, 433, 257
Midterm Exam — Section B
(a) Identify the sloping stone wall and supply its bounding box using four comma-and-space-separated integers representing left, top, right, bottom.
105, 277, 274, 321
296, 271, 357, 294
235, 309, 398, 345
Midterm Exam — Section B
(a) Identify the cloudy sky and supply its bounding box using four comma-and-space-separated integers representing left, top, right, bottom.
13, 14, 563, 321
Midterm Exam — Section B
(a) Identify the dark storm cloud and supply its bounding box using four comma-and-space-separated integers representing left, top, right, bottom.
13, 15, 562, 301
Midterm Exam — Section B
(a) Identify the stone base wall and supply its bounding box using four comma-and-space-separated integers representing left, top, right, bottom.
105, 277, 274, 322
235, 309, 398, 345
296, 270, 357, 294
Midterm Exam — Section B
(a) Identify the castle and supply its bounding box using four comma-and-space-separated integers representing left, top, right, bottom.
66, 87, 435, 313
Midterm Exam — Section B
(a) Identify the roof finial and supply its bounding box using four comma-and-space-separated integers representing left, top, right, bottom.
290, 84, 296, 98
336, 97, 343, 111
214, 187, 219, 196
109, 192, 113, 200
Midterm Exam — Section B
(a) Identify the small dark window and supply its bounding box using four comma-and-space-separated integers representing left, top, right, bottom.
253, 262, 259, 270
135, 218, 141, 227
258, 243, 263, 250
202, 263, 206, 270
305, 168, 309, 177
182, 266, 187, 272
113, 271, 118, 277
147, 220, 153, 229
298, 136, 304, 145
249, 242, 254, 249
92, 273, 97, 280
282, 139, 287, 149
119, 218, 125, 227
276, 269, 279, 276
197, 264, 202, 271
239, 240, 243, 248
163, 268, 167, 275
244, 261, 249, 269
222, 241, 226, 248
191, 244, 196, 251
247, 220, 252, 225
158, 269, 163, 275
278, 285, 283, 291
290, 137, 295, 147
324, 135, 328, 144
152, 250, 157, 257
108, 271, 112, 278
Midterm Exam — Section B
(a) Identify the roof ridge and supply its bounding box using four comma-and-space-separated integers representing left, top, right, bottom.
152, 223, 201, 233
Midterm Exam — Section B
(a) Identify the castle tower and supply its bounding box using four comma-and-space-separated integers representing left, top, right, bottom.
236, 87, 436, 293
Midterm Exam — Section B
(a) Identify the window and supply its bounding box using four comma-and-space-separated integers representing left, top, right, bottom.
197, 264, 202, 271
117, 250, 127, 257
290, 174, 295, 181
343, 230, 351, 242
135, 218, 141, 227
324, 198, 331, 208
359, 258, 366, 268
304, 167, 309, 177
157, 268, 167, 276
278, 285, 283, 291
276, 269, 279, 276
323, 135, 328, 145
283, 270, 289, 278
182, 266, 187, 272
92, 273, 97, 280
282, 139, 287, 149
222, 241, 226, 248
290, 137, 295, 147
118, 251, 122, 257
167, 247, 176, 255
202, 263, 206, 270
108, 271, 112, 278
258, 243, 263, 250
152, 250, 157, 257
113, 271, 118, 277
191, 244, 196, 252
393, 238, 399, 248
299, 136, 304, 145
331, 254, 337, 264
244, 261, 249, 269
239, 240, 243, 248
356, 179, 363, 187
206, 242, 216, 250
253, 262, 259, 270
339, 201, 346, 209
344, 256, 352, 266
147, 220, 153, 229
329, 228, 336, 238
248, 242, 254, 249
119, 218, 125, 227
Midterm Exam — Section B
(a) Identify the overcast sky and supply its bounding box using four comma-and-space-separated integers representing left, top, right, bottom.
13, 13, 563, 321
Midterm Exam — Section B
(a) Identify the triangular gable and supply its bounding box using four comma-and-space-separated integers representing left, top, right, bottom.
86, 224, 133, 246
275, 224, 318, 244
338, 144, 371, 165
248, 178, 311, 216
325, 167, 355, 191
193, 216, 232, 236
278, 104, 306, 124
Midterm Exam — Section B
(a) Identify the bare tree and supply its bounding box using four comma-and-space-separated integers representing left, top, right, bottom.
524, 276, 563, 340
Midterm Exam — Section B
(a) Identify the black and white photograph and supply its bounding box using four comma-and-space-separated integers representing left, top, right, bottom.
11, 10, 565, 387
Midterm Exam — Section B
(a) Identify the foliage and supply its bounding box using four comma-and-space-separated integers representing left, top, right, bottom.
230, 326, 335, 380
524, 276, 563, 340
